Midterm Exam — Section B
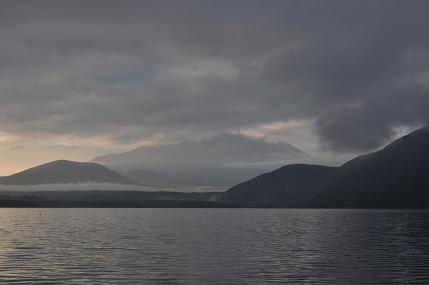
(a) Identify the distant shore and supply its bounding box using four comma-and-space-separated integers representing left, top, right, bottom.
1, 190, 428, 209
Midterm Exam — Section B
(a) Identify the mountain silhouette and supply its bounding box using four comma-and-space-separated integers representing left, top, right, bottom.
313, 126, 429, 208
222, 164, 337, 207
2, 127, 429, 208
223, 126, 429, 208
0, 160, 136, 185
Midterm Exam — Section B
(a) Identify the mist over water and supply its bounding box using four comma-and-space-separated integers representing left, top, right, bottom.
0, 183, 226, 193
0, 208, 428, 284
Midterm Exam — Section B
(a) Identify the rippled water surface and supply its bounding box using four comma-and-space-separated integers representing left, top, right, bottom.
0, 208, 428, 284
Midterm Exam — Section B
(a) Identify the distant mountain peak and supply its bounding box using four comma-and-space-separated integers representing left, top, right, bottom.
92, 134, 312, 187
0, 160, 136, 186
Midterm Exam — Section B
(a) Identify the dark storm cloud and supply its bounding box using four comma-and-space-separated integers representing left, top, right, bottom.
1, 0, 429, 151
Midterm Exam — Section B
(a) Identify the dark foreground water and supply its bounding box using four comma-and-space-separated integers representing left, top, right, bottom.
0, 209, 428, 284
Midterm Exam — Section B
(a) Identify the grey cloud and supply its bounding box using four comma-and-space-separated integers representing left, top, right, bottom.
0, 1, 429, 152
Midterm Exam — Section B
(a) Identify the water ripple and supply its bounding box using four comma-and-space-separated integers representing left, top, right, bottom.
0, 209, 428, 284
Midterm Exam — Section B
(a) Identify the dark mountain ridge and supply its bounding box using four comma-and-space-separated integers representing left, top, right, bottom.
0, 160, 136, 185
313, 126, 429, 208
223, 126, 429, 208
222, 164, 338, 207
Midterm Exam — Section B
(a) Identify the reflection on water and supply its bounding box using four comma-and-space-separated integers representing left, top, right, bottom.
0, 208, 428, 284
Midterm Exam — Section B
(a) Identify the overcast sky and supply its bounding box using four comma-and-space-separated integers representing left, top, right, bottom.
1, 0, 429, 175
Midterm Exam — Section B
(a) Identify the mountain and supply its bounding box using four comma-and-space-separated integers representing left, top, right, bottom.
0, 160, 136, 185
222, 164, 338, 207
3, 127, 428, 208
222, 126, 429, 208
313, 126, 429, 208
93, 134, 312, 187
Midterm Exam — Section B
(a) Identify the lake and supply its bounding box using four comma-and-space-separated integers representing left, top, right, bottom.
0, 208, 428, 284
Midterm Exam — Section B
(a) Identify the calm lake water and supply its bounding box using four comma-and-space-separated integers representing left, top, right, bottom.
0, 208, 428, 284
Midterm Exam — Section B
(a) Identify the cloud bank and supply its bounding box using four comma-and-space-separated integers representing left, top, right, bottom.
1, 0, 429, 160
